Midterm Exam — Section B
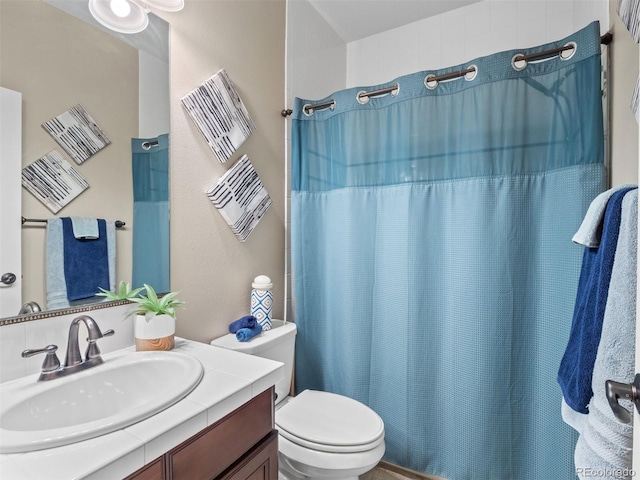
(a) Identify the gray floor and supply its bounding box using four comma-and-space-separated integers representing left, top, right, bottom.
361, 463, 446, 480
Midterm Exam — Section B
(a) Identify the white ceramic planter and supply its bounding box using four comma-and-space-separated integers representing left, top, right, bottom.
134, 314, 175, 351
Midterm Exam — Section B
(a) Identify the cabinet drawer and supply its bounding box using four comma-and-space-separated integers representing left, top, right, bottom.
168, 388, 274, 480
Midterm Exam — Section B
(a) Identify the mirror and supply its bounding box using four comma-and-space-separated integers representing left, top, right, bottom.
0, 0, 170, 320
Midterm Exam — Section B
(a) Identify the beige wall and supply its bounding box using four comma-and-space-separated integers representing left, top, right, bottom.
161, 0, 286, 343
0, 1, 137, 309
609, 0, 639, 185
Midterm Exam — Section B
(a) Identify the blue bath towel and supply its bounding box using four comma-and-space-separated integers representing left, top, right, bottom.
61, 217, 110, 301
235, 323, 262, 342
558, 187, 637, 414
574, 190, 637, 479
229, 315, 257, 333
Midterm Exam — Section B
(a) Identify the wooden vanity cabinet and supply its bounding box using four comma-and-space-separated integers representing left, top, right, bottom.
125, 387, 277, 480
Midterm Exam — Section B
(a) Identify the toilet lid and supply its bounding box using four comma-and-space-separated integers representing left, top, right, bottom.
275, 390, 385, 453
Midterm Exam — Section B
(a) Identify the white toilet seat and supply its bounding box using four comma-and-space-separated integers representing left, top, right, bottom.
275, 390, 385, 454
278, 433, 386, 476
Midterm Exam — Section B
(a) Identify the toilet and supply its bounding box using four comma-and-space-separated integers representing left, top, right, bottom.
210, 320, 385, 480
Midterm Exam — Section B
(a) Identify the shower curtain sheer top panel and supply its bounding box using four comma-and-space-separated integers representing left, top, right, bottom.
291, 21, 603, 193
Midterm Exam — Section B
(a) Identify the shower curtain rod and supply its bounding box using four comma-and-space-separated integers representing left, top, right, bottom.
295, 84, 400, 116
280, 32, 613, 118
21, 216, 126, 228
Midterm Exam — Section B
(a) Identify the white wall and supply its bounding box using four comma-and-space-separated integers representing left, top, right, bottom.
346, 1, 609, 88
162, 1, 286, 343
608, 0, 640, 186
285, 0, 347, 319
139, 51, 170, 138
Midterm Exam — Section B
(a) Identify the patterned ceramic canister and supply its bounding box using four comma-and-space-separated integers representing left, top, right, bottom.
251, 275, 273, 330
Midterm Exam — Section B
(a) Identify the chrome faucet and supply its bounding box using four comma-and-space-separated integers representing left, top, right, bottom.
22, 315, 114, 381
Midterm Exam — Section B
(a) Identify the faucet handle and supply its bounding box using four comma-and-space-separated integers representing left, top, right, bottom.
86, 329, 115, 342
22, 345, 61, 373
85, 329, 115, 360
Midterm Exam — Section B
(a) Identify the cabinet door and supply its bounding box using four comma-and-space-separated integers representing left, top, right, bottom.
221, 431, 278, 480
168, 388, 274, 480
124, 457, 164, 480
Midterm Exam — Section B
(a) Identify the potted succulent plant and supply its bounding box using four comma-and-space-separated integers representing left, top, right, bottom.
96, 281, 145, 301
127, 284, 185, 351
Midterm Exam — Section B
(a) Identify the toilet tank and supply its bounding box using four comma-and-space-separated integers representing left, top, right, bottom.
210, 319, 296, 404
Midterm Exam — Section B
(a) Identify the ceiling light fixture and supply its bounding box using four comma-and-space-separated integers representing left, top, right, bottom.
88, 0, 184, 34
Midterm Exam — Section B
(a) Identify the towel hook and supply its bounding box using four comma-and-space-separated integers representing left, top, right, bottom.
605, 374, 640, 423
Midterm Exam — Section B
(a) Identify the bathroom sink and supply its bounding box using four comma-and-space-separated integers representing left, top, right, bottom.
0, 351, 204, 453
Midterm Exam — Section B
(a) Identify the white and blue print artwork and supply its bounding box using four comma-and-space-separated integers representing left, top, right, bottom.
42, 104, 110, 165
181, 69, 256, 163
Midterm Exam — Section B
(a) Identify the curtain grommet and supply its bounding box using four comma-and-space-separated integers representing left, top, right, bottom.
356, 84, 399, 104
424, 74, 438, 90
356, 91, 370, 105
464, 65, 478, 81
511, 54, 527, 71
560, 42, 577, 60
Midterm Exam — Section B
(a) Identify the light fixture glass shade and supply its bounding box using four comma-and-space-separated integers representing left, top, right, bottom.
88, 0, 149, 34
145, 0, 185, 12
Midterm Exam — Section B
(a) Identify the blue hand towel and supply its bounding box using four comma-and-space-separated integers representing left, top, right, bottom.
235, 323, 262, 342
572, 184, 636, 247
558, 187, 637, 414
229, 315, 257, 333
70, 216, 99, 240
46, 218, 69, 309
61, 217, 110, 301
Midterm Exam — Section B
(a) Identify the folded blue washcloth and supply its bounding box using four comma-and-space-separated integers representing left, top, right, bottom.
558, 187, 637, 414
229, 315, 257, 333
235, 323, 262, 342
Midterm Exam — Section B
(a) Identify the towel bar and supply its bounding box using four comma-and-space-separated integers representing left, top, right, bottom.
21, 217, 125, 228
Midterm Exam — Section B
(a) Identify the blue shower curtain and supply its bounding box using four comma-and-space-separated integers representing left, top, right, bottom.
132, 134, 170, 293
291, 22, 604, 480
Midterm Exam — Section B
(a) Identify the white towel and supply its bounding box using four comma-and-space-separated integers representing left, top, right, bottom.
572, 184, 636, 247
562, 398, 587, 433
574, 189, 637, 480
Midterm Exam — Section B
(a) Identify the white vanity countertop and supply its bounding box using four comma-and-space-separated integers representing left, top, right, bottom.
0, 338, 284, 480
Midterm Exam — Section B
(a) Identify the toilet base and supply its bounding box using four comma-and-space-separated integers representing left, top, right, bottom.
277, 434, 383, 480
278, 452, 366, 480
